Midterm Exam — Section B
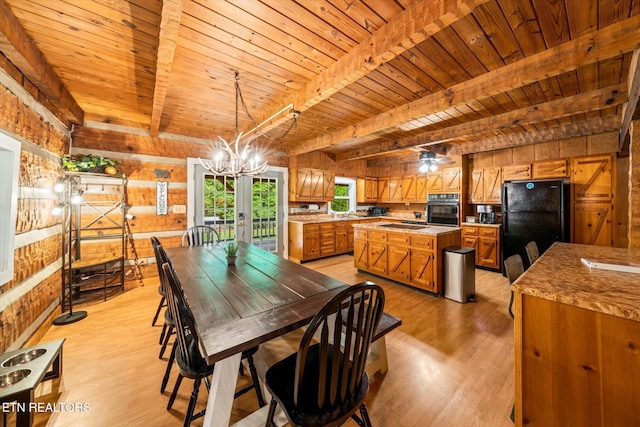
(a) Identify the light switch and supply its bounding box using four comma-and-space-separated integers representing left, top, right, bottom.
173, 205, 186, 213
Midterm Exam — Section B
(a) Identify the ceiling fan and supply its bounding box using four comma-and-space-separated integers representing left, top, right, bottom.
418, 150, 454, 173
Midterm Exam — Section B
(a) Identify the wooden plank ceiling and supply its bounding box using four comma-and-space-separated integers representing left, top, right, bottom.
1, 0, 639, 163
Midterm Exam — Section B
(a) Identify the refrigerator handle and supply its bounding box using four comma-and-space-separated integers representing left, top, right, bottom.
502, 185, 507, 236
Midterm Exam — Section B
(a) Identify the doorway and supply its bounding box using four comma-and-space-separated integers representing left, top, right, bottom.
187, 159, 287, 257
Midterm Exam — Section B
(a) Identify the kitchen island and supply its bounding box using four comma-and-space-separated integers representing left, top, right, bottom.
511, 242, 640, 427
352, 222, 461, 295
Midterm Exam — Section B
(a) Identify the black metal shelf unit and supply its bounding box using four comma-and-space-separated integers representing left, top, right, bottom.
55, 172, 126, 325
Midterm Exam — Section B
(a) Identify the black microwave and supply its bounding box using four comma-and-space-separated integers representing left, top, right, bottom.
367, 207, 387, 217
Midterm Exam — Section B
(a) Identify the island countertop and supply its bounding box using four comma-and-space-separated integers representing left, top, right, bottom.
511, 241, 640, 321
352, 221, 461, 236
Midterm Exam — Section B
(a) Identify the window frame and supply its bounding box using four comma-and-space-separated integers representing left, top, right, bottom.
0, 131, 21, 285
329, 177, 356, 214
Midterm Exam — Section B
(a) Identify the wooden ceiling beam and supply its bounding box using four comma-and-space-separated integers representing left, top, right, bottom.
337, 84, 626, 160
0, 0, 83, 124
290, 14, 640, 157
245, 0, 490, 142
620, 49, 640, 151
150, 0, 183, 136
448, 116, 621, 155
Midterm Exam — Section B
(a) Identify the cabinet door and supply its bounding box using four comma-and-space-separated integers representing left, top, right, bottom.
366, 177, 378, 202
462, 226, 479, 264
470, 169, 484, 203
378, 177, 390, 202
295, 168, 313, 200
335, 222, 348, 253
532, 159, 569, 179
310, 170, 324, 200
347, 225, 355, 250
303, 228, 320, 259
388, 176, 403, 202
443, 167, 461, 192
502, 164, 532, 181
478, 237, 499, 269
410, 249, 435, 293
354, 238, 368, 269
401, 175, 416, 202
572, 155, 613, 202
573, 202, 612, 246
388, 245, 411, 282
483, 167, 502, 204
368, 241, 387, 275
415, 175, 428, 202
323, 171, 335, 201
427, 170, 443, 193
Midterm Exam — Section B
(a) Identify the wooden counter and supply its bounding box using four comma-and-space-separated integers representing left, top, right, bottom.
352, 222, 461, 295
511, 242, 640, 427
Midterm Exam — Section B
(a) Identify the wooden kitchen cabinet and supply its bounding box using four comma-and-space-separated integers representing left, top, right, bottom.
334, 221, 348, 253
289, 168, 323, 201
302, 224, 320, 259
502, 164, 532, 181
461, 226, 479, 264
388, 233, 411, 282
410, 249, 435, 293
572, 155, 613, 202
462, 224, 500, 270
532, 159, 569, 179
401, 175, 416, 202
442, 167, 461, 192
320, 222, 335, 256
353, 229, 368, 269
377, 177, 390, 202
356, 177, 378, 203
477, 226, 500, 269
388, 176, 403, 202
483, 167, 502, 203
368, 241, 388, 276
416, 175, 428, 201
573, 202, 612, 246
427, 170, 443, 193
470, 169, 484, 204
323, 171, 335, 201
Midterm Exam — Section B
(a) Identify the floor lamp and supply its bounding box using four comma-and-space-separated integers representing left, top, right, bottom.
53, 175, 87, 325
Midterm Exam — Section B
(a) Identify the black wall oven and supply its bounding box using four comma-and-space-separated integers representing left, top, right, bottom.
426, 193, 460, 226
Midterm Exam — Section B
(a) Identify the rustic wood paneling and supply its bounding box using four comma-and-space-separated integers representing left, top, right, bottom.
0, 235, 61, 294
534, 141, 561, 160
512, 145, 536, 163
629, 121, 640, 248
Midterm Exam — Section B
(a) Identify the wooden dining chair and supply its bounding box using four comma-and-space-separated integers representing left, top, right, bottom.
264, 281, 385, 427
151, 237, 176, 360
162, 261, 265, 426
181, 225, 220, 246
504, 254, 525, 319
151, 237, 167, 326
525, 241, 540, 266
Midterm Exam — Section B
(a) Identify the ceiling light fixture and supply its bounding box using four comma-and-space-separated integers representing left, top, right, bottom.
418, 151, 440, 173
199, 72, 299, 177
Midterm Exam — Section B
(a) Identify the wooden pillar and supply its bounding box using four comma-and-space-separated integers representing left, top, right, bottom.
629, 120, 640, 248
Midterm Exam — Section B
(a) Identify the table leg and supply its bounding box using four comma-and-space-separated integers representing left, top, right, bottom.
203, 352, 241, 427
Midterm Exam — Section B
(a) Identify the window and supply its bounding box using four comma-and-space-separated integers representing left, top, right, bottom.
0, 131, 20, 285
330, 177, 356, 213
203, 174, 236, 241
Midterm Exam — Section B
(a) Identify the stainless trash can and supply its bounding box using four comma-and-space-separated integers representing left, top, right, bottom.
443, 246, 475, 303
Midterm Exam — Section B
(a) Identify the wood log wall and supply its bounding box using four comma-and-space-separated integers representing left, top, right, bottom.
0, 78, 70, 354
630, 121, 640, 248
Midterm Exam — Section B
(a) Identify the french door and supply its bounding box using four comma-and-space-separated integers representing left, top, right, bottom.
188, 160, 286, 257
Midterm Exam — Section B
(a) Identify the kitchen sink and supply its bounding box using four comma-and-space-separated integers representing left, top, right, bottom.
379, 223, 428, 230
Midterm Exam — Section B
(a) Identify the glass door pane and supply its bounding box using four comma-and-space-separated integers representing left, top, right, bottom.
251, 176, 277, 252
203, 174, 236, 241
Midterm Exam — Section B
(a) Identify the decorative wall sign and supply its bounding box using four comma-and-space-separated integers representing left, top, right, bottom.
156, 181, 168, 215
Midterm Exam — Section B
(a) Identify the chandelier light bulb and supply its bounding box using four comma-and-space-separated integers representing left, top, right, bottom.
429, 163, 438, 172
52, 204, 64, 216
419, 164, 429, 173
54, 180, 65, 193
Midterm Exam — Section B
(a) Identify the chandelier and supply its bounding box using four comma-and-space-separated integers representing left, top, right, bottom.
199, 72, 299, 177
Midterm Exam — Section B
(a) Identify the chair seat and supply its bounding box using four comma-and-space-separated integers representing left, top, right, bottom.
175, 333, 212, 379
164, 309, 175, 326
266, 343, 369, 426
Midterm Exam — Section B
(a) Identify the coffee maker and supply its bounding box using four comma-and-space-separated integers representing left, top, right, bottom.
477, 205, 495, 224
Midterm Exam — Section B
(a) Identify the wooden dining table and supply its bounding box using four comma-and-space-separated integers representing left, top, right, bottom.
164, 241, 350, 427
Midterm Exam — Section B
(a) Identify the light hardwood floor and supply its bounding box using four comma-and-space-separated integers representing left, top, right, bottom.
14, 254, 514, 426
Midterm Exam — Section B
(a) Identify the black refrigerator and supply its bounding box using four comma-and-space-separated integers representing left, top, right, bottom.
502, 179, 570, 269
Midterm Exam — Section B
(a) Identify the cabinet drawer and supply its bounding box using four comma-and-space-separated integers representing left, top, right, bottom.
304, 224, 320, 232
462, 226, 478, 236
369, 230, 387, 242
387, 233, 410, 245
478, 227, 498, 238
320, 223, 334, 232
410, 235, 434, 249
354, 229, 368, 239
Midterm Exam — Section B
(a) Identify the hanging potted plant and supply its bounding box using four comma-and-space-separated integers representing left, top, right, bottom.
223, 241, 238, 265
